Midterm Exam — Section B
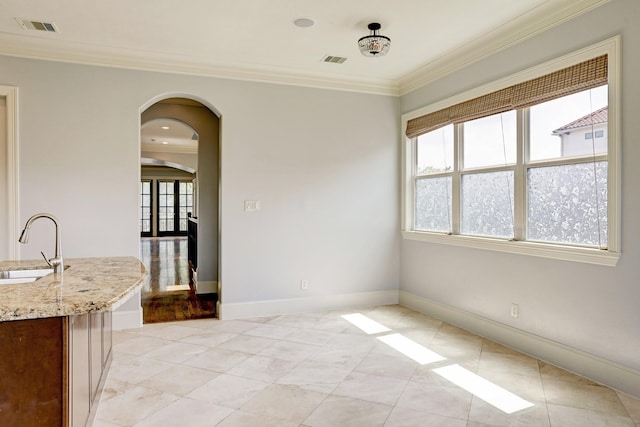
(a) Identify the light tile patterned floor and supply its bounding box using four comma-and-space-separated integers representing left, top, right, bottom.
94, 305, 640, 426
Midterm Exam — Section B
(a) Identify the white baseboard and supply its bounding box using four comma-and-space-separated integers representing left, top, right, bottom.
399, 290, 640, 399
112, 308, 143, 330
196, 280, 218, 295
219, 290, 399, 321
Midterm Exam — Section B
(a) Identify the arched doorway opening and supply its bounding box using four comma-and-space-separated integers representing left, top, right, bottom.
139, 97, 220, 323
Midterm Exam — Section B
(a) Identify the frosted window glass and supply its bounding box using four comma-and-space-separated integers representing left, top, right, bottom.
461, 171, 514, 238
415, 177, 452, 232
527, 162, 607, 246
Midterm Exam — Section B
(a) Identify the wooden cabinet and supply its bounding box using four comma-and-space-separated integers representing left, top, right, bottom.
89, 312, 102, 401
0, 312, 113, 427
102, 311, 112, 368
0, 317, 65, 427
69, 312, 112, 427
69, 314, 90, 427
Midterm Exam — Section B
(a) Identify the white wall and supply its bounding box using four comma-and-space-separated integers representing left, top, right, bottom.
400, 0, 640, 381
0, 55, 400, 315
220, 82, 400, 305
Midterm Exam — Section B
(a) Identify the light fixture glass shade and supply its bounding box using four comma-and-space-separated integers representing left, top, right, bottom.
358, 23, 390, 57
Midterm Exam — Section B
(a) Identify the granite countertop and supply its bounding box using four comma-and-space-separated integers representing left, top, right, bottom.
0, 256, 147, 322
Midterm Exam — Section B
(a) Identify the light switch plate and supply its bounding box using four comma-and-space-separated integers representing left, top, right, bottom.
244, 200, 261, 212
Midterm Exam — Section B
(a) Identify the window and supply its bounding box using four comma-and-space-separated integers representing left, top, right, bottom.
140, 180, 152, 236
158, 180, 193, 235
158, 181, 175, 234
402, 39, 619, 265
178, 181, 194, 232
585, 130, 605, 140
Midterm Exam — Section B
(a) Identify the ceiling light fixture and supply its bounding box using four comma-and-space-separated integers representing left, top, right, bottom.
162, 141, 169, 145
161, 126, 170, 130
358, 22, 390, 57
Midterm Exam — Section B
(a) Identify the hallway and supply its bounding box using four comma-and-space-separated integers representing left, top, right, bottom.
140, 237, 217, 323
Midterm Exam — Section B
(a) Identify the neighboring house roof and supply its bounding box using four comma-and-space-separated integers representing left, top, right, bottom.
552, 106, 608, 134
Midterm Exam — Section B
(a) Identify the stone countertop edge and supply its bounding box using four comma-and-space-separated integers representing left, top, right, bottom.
0, 256, 148, 322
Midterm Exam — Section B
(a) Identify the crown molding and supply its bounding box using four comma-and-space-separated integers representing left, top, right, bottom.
0, 0, 608, 98
0, 33, 399, 96
141, 143, 197, 154
398, 0, 610, 95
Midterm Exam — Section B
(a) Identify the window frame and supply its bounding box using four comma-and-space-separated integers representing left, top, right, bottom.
157, 179, 176, 235
140, 180, 153, 237
157, 179, 193, 236
401, 37, 620, 266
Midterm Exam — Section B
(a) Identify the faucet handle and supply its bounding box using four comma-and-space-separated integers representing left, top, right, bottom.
40, 251, 53, 268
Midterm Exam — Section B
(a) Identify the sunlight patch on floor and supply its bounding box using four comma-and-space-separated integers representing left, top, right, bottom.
164, 284, 191, 292
340, 312, 534, 415
434, 364, 534, 414
341, 313, 391, 334
377, 333, 446, 365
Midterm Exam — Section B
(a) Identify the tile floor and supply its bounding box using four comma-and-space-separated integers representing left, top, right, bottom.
94, 305, 640, 426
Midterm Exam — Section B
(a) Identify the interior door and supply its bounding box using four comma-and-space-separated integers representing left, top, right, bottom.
157, 180, 193, 236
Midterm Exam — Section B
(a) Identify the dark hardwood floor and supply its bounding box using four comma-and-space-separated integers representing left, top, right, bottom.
140, 237, 217, 324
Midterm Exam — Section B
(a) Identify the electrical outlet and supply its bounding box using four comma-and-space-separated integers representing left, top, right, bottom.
510, 303, 519, 319
300, 280, 309, 290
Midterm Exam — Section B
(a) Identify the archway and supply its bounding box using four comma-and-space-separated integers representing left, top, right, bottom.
139, 97, 220, 323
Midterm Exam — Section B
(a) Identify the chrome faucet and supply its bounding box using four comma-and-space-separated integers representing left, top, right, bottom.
18, 213, 64, 274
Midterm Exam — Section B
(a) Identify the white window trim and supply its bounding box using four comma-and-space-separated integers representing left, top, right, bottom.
401, 36, 621, 266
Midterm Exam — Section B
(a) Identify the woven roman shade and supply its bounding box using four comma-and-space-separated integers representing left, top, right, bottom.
449, 87, 512, 123
405, 54, 608, 139
511, 55, 608, 109
404, 109, 452, 139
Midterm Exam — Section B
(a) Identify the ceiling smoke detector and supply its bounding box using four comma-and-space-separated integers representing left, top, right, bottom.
358, 22, 390, 57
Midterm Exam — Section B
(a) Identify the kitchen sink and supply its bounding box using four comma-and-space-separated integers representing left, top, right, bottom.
0, 268, 55, 285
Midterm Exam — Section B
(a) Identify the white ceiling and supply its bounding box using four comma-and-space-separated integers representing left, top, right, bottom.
0, 0, 607, 95
141, 118, 198, 154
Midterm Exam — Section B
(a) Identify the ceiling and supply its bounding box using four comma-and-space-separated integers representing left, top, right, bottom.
0, 0, 607, 96
141, 118, 198, 154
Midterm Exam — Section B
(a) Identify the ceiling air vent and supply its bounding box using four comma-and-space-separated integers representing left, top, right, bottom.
15, 18, 58, 32
322, 55, 348, 64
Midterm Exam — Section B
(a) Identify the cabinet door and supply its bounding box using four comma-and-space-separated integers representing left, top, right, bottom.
102, 311, 113, 367
89, 312, 103, 400
0, 317, 64, 426
70, 314, 90, 427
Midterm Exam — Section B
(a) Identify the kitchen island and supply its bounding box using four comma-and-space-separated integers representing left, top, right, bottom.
0, 256, 147, 427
